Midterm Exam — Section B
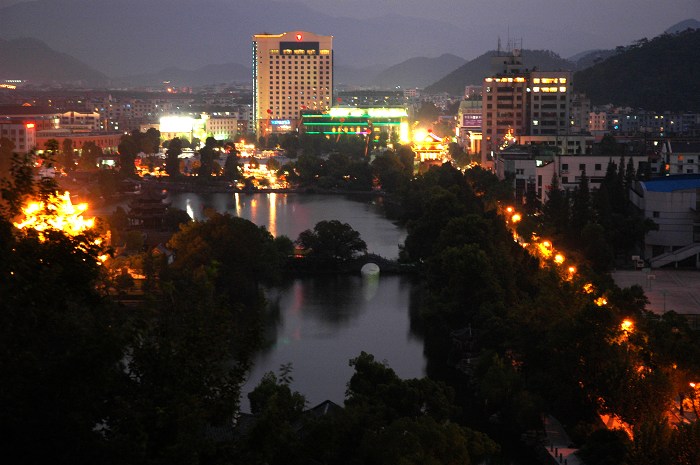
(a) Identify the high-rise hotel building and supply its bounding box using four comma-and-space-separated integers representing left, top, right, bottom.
252, 31, 333, 136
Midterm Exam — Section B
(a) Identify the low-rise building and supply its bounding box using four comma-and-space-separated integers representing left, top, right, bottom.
630, 175, 700, 268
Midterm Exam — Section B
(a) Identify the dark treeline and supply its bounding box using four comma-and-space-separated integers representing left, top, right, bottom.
394, 163, 700, 464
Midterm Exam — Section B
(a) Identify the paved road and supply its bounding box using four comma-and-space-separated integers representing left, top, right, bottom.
611, 269, 700, 315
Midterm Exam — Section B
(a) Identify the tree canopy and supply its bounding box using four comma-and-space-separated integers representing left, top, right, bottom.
296, 220, 367, 262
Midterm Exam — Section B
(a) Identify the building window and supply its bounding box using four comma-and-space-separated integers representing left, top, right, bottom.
595, 163, 601, 170
562, 176, 569, 184
579, 163, 585, 171
653, 211, 660, 218
562, 163, 568, 170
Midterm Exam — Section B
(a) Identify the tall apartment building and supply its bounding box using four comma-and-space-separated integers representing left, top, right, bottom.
481, 49, 573, 168
252, 30, 333, 136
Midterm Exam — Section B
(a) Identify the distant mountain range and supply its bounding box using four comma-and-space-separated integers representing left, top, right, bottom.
0, 37, 108, 86
0, 0, 493, 77
2, 13, 698, 105
115, 63, 251, 88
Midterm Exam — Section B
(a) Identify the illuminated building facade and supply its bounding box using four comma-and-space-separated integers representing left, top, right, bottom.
59, 111, 101, 131
457, 99, 482, 155
253, 31, 333, 136
412, 130, 448, 162
35, 131, 122, 153
300, 107, 409, 143
528, 71, 572, 136
205, 116, 238, 141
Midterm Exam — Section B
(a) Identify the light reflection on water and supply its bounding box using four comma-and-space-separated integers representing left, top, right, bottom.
165, 192, 422, 411
166, 192, 406, 259
241, 275, 425, 412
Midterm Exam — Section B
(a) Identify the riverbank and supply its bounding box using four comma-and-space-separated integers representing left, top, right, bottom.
147, 178, 386, 197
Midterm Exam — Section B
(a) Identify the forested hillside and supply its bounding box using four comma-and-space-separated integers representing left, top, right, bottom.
574, 28, 700, 111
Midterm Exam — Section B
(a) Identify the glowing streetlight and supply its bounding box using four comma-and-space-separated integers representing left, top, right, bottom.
554, 253, 565, 264
621, 319, 634, 333
511, 213, 522, 223
568, 266, 576, 274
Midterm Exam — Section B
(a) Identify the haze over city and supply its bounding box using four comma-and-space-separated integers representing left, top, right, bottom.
0, 0, 698, 75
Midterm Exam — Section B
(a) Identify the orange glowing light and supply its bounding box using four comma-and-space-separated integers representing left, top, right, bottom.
621, 319, 634, 333
554, 253, 565, 264
594, 297, 607, 307
568, 266, 576, 274
14, 192, 95, 237
511, 213, 521, 223
296, 33, 303, 41
583, 283, 594, 294
25, 123, 35, 129
506, 206, 514, 213
537, 241, 553, 258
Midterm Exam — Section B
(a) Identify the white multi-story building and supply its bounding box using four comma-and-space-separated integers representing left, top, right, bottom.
0, 120, 37, 154
661, 140, 700, 175
205, 116, 238, 141
495, 147, 647, 204
252, 30, 333, 136
59, 111, 101, 131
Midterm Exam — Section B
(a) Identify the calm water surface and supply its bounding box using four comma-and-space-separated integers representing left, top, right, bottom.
166, 192, 424, 411
167, 192, 406, 259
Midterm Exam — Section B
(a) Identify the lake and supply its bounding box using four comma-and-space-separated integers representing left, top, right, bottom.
166, 192, 425, 411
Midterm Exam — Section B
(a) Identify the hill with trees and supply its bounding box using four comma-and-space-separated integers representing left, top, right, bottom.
0, 37, 108, 86
573, 28, 700, 111
425, 49, 574, 95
